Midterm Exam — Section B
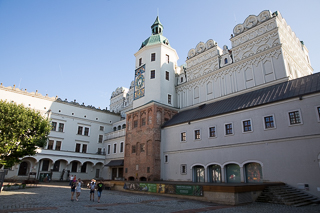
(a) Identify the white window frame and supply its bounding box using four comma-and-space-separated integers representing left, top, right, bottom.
208, 126, 217, 138
99, 126, 104, 131
98, 135, 103, 143
180, 131, 187, 142
107, 144, 111, 155
51, 120, 65, 132
287, 109, 303, 126
241, 119, 253, 133
120, 142, 124, 153
77, 124, 91, 136
164, 154, 168, 163
168, 94, 172, 105
263, 114, 276, 130
194, 129, 201, 141
113, 143, 117, 154
224, 122, 234, 136
180, 164, 187, 175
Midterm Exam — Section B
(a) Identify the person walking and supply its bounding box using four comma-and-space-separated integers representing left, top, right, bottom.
75, 178, 83, 201
70, 179, 76, 201
88, 179, 96, 201
96, 180, 104, 203
69, 175, 73, 186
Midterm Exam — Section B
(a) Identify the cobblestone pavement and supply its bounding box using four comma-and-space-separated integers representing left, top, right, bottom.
0, 183, 319, 213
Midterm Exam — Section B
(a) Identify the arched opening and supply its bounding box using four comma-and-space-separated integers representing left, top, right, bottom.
128, 176, 134, 181
18, 161, 28, 176
192, 165, 205, 183
122, 124, 126, 129
208, 164, 221, 183
139, 176, 147, 181
113, 127, 117, 131
226, 164, 241, 183
245, 162, 263, 183
118, 125, 121, 130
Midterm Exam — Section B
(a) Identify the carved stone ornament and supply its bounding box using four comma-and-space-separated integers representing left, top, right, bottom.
188, 48, 196, 58
206, 39, 216, 49
244, 15, 258, 29
258, 10, 272, 23
233, 24, 244, 35
196, 42, 206, 54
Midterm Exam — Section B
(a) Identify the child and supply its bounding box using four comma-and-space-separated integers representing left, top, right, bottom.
88, 179, 96, 201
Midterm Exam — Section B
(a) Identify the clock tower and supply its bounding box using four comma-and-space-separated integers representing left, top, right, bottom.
124, 17, 178, 181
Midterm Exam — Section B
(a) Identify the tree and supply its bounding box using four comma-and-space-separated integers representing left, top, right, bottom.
0, 100, 51, 168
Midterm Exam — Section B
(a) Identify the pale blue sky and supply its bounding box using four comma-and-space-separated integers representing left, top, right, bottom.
1, 0, 319, 109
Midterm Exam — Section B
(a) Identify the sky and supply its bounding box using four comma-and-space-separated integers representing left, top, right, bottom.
1, 0, 319, 109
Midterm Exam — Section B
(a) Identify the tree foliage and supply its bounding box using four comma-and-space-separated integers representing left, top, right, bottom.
0, 100, 51, 167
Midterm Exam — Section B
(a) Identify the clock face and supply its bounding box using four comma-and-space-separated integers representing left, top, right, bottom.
136, 74, 144, 89
134, 65, 146, 100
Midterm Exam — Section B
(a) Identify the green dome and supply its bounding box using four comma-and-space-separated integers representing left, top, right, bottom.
139, 16, 170, 50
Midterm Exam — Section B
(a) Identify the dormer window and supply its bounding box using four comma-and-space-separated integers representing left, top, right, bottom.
139, 58, 142, 66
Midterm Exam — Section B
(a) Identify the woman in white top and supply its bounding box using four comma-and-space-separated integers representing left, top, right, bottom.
75, 178, 83, 201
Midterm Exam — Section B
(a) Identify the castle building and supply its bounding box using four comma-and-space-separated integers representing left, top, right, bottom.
2, 10, 320, 198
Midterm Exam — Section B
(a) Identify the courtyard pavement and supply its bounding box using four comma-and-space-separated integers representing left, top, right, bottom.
0, 182, 319, 213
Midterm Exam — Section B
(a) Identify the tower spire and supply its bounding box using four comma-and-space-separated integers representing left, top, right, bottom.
151, 16, 163, 35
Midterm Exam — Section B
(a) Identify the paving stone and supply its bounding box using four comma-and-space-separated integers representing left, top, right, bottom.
0, 182, 319, 213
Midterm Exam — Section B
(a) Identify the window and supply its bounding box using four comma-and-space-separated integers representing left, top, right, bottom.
81, 162, 87, 173
134, 120, 138, 128
120, 142, 124, 153
55, 141, 61, 150
47, 140, 54, 150
51, 122, 57, 131
166, 54, 169, 63
168, 94, 172, 104
165, 71, 169, 80
107, 144, 111, 154
98, 135, 103, 143
181, 132, 186, 141
82, 144, 87, 153
147, 167, 150, 173
132, 145, 136, 154
100, 126, 104, 131
140, 143, 145, 152
118, 125, 121, 130
243, 120, 252, 132
209, 127, 216, 137
141, 118, 146, 126
77, 126, 83, 135
84, 127, 89, 136
181, 164, 187, 175
164, 155, 168, 163
122, 124, 126, 129
58, 123, 64, 132
195, 130, 200, 140
112, 144, 116, 153
97, 148, 102, 154
139, 58, 142, 66
224, 58, 228, 64
150, 70, 155, 79
181, 77, 183, 83
289, 111, 301, 125
151, 53, 155, 61
71, 162, 77, 172
225, 123, 233, 135
113, 127, 117, 131
264, 115, 274, 129
75, 143, 81, 152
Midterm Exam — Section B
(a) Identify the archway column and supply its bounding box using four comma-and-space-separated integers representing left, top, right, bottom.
221, 166, 225, 183
240, 166, 244, 183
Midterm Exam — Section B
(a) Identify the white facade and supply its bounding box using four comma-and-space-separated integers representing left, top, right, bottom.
0, 85, 121, 181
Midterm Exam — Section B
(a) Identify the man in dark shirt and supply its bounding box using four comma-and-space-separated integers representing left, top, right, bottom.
96, 180, 104, 203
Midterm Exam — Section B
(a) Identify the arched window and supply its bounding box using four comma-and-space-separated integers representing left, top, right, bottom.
113, 127, 117, 131
193, 166, 205, 183
245, 163, 263, 183
208, 164, 221, 183
122, 124, 126, 129
226, 164, 241, 183
118, 125, 121, 130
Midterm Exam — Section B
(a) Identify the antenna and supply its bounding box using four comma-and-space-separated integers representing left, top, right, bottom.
157, 8, 159, 17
